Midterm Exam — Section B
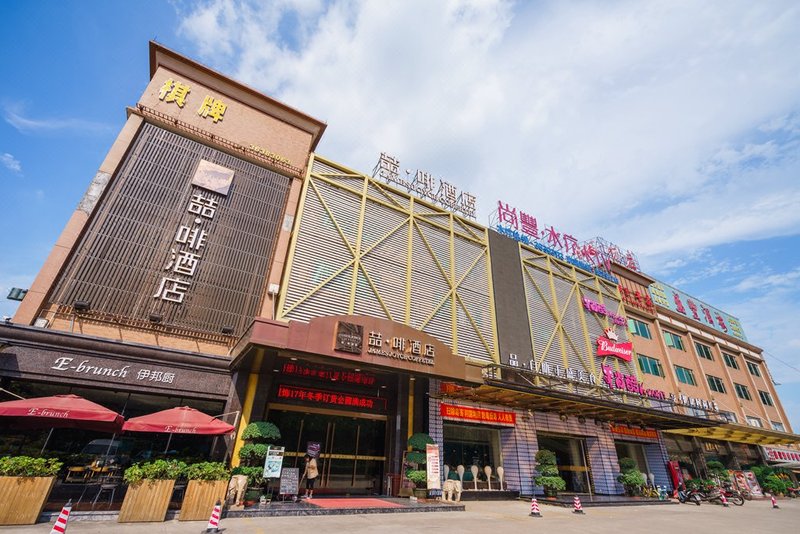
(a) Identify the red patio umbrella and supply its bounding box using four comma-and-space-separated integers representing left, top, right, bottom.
122, 406, 234, 435
0, 394, 124, 433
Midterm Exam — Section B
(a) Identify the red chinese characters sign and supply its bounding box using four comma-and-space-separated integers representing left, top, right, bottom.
281, 362, 377, 386
763, 446, 800, 463
440, 404, 516, 427
276, 385, 386, 411
608, 423, 658, 440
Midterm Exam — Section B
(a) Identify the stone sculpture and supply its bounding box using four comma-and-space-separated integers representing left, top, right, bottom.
485, 465, 492, 490
442, 479, 463, 502
497, 466, 504, 491
471, 465, 479, 490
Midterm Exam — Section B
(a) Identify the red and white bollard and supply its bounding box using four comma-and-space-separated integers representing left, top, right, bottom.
206, 501, 222, 533
49, 500, 72, 534
529, 497, 542, 517
572, 495, 585, 514
719, 492, 729, 507
771, 495, 780, 509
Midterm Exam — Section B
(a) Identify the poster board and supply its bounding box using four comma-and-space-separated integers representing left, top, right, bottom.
263, 446, 285, 479
279, 467, 299, 496
426, 443, 441, 490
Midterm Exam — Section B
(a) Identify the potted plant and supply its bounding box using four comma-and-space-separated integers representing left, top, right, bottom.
533, 449, 566, 498
119, 459, 186, 523
238, 421, 281, 467
616, 457, 646, 496
405, 432, 434, 499
0, 456, 62, 525
179, 462, 231, 521
408, 470, 429, 498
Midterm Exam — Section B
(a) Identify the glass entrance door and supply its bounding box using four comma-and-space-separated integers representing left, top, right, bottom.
267, 408, 386, 494
537, 434, 591, 493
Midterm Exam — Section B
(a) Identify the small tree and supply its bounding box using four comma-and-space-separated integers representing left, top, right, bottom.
406, 432, 434, 489
617, 457, 646, 495
534, 449, 566, 496
238, 421, 281, 466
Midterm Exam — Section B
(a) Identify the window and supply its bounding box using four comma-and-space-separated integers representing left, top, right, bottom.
695, 342, 714, 360
664, 331, 685, 350
734, 383, 751, 401
707, 375, 726, 393
746, 416, 763, 428
772, 421, 785, 432
746, 361, 761, 377
628, 318, 652, 339
759, 390, 774, 406
638, 354, 664, 377
675, 366, 697, 386
719, 411, 738, 423
722, 352, 739, 369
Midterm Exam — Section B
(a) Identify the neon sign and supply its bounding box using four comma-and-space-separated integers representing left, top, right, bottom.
494, 200, 624, 284
649, 281, 746, 340
276, 385, 386, 411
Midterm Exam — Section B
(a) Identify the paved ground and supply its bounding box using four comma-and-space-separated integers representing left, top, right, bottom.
3, 498, 798, 533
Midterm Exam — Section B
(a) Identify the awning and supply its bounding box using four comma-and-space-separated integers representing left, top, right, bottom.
437, 366, 722, 431
0, 394, 124, 433
123, 406, 234, 435
665, 423, 800, 446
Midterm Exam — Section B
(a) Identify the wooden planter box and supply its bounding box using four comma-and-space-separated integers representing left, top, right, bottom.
118, 479, 175, 523
0, 476, 56, 525
179, 479, 228, 521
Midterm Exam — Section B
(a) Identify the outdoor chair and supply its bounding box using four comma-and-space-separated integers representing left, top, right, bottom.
92, 475, 123, 510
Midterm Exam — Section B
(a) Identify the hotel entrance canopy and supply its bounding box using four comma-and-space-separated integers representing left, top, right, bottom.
665, 424, 800, 446
436, 363, 723, 431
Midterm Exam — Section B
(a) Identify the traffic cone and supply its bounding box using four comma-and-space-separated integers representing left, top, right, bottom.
572, 495, 585, 514
771, 495, 779, 509
206, 500, 222, 533
529, 497, 542, 517
719, 492, 729, 507
49, 500, 72, 534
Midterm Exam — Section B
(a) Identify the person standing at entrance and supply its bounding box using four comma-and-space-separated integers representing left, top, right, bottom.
301, 454, 319, 499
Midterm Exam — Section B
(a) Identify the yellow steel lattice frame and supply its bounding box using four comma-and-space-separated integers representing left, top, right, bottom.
277, 155, 498, 363
519, 244, 637, 392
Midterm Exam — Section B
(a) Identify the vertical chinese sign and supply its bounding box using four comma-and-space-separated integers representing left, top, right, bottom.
426, 443, 441, 490
153, 160, 235, 305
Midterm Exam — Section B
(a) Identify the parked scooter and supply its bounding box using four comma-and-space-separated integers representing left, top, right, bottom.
677, 484, 702, 505
720, 483, 746, 506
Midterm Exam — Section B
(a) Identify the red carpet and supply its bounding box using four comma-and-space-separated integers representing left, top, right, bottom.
309, 498, 405, 509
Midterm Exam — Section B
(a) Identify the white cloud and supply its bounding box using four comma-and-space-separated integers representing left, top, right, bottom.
175, 0, 800, 426
3, 104, 111, 135
176, 1, 800, 249
0, 153, 21, 174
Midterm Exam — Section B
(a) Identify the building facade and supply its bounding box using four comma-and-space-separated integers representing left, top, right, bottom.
1, 42, 797, 496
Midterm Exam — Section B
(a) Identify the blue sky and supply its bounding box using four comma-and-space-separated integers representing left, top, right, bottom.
2, 1, 800, 431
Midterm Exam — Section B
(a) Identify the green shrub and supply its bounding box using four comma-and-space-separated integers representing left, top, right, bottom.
762, 474, 792, 496
184, 462, 230, 481
618, 457, 638, 473
231, 466, 265, 488
239, 443, 270, 463
533, 449, 566, 492
124, 459, 186, 485
407, 433, 434, 452
0, 456, 62, 477
406, 451, 426, 464
241, 422, 281, 443
535, 476, 566, 492
618, 470, 646, 491
407, 470, 428, 488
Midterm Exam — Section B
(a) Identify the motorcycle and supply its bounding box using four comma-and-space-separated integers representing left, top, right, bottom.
720, 486, 745, 506
677, 484, 702, 505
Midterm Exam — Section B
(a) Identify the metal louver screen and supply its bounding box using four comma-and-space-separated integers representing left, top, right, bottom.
283, 156, 495, 363
49, 122, 291, 335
